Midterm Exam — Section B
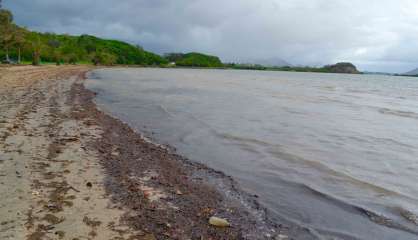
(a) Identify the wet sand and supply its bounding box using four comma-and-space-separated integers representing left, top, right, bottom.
0, 66, 301, 239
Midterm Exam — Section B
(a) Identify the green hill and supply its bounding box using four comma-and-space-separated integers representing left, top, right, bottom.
323, 62, 360, 74
165, 52, 223, 68
0, 7, 168, 65
1, 7, 227, 67
1, 30, 168, 65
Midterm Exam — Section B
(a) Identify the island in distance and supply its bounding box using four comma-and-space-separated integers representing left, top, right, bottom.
403, 67, 418, 76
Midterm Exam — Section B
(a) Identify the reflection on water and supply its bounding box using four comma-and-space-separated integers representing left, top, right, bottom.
87, 68, 418, 240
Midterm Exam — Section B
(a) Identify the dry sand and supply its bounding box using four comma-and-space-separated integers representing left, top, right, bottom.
0, 66, 141, 239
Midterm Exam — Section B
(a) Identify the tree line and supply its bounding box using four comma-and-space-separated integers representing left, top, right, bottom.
0, 2, 167, 66
224, 62, 360, 74
0, 2, 224, 68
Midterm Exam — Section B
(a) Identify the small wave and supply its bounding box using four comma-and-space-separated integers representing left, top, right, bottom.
156, 104, 175, 118
218, 133, 274, 147
215, 132, 418, 215
266, 147, 418, 203
262, 148, 418, 235
266, 177, 418, 237
217, 133, 418, 203
301, 184, 418, 235
394, 207, 418, 225
282, 107, 307, 115
330, 134, 414, 149
320, 86, 338, 91
360, 209, 418, 234
370, 136, 415, 149
378, 108, 418, 120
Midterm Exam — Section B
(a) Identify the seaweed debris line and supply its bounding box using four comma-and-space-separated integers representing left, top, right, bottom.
0, 66, 303, 239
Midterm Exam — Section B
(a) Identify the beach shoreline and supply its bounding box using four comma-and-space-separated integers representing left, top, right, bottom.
0, 66, 303, 239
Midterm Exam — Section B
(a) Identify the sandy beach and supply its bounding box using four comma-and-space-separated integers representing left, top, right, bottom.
0, 66, 293, 240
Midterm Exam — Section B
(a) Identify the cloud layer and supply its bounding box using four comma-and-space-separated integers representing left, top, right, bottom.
5, 0, 418, 72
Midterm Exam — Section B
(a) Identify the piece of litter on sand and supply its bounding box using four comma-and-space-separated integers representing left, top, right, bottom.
209, 216, 230, 227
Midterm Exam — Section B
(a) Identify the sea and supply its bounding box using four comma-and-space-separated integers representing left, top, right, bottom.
86, 68, 418, 240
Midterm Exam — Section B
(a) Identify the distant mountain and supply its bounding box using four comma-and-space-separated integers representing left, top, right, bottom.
404, 68, 418, 76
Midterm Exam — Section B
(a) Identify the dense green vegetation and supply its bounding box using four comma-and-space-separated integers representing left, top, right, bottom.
224, 62, 361, 74
0, 3, 220, 68
0, 2, 167, 66
165, 52, 223, 68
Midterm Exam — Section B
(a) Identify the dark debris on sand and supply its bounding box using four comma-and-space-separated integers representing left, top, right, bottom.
68, 72, 289, 240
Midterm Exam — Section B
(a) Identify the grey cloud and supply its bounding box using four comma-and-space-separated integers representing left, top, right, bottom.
4, 0, 418, 73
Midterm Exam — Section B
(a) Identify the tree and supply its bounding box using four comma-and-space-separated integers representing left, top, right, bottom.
0, 9, 14, 62
26, 32, 42, 65
47, 38, 61, 65
164, 53, 185, 62
91, 51, 117, 66
13, 25, 27, 63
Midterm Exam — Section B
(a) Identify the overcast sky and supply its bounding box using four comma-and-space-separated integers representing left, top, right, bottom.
4, 0, 418, 73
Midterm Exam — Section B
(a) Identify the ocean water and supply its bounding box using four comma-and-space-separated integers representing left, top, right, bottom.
86, 68, 418, 240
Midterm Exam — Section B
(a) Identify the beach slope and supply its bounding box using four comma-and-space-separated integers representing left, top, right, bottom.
0, 66, 295, 240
